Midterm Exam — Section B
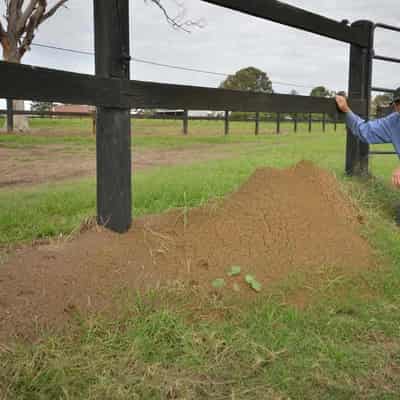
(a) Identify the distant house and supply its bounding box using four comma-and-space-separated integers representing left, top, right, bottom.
52, 104, 95, 114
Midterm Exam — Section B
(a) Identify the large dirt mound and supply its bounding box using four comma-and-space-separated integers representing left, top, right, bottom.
0, 161, 375, 342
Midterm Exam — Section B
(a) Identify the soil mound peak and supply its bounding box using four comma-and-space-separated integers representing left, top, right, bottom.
0, 161, 374, 341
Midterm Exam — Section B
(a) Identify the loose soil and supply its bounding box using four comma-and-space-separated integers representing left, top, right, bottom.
0, 144, 235, 189
0, 161, 375, 342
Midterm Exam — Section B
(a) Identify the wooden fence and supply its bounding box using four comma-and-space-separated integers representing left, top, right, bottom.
0, 0, 375, 232
0, 109, 345, 136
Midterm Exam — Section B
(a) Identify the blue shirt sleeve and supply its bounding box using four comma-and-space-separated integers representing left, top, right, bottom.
345, 111, 400, 156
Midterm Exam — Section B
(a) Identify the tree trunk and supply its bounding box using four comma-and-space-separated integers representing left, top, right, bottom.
2, 46, 29, 132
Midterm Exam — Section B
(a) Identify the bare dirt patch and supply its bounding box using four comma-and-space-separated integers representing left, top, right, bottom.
0, 144, 233, 189
0, 161, 375, 342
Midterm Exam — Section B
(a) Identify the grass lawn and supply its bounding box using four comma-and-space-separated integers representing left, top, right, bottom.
0, 128, 398, 246
0, 117, 344, 149
1, 127, 400, 399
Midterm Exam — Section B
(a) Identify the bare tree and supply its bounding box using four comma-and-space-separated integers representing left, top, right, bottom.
0, 1, 200, 131
0, 0, 68, 130
0, 0, 67, 63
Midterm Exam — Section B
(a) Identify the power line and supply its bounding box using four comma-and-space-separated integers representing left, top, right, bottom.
30, 41, 317, 89
132, 56, 316, 89
133, 56, 228, 77
31, 42, 94, 56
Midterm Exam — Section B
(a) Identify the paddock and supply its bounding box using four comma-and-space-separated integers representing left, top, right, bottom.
2, 0, 395, 232
1, 2, 400, 398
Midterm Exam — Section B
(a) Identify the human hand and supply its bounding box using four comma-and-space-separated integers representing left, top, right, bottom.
392, 167, 400, 188
335, 95, 351, 113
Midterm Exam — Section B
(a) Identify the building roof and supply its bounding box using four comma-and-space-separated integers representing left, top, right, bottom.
53, 104, 95, 113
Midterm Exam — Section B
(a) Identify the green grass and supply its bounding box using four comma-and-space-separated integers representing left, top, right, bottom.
0, 118, 345, 149
2, 128, 400, 399
29, 117, 93, 130
3, 116, 340, 133
0, 128, 304, 149
0, 131, 398, 246
0, 133, 95, 148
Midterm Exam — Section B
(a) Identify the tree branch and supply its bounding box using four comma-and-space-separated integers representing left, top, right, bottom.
0, 19, 5, 39
147, 0, 204, 32
15, 0, 23, 22
18, 0, 46, 58
7, 0, 20, 35
17, 0, 39, 34
41, 0, 68, 23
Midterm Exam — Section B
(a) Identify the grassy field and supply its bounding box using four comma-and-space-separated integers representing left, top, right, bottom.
1, 121, 400, 399
0, 117, 343, 148
0, 124, 397, 246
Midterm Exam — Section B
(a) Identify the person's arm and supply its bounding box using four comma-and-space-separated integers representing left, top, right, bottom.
335, 94, 394, 144
336, 95, 400, 146
336, 95, 400, 188
344, 111, 395, 144
350, 111, 400, 187
336, 96, 398, 150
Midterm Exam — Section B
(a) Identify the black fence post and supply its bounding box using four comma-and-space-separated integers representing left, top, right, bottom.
94, 0, 131, 233
334, 113, 337, 132
294, 113, 298, 133
92, 109, 97, 136
255, 111, 260, 135
345, 20, 374, 176
276, 112, 281, 134
183, 109, 189, 135
308, 113, 312, 132
6, 99, 13, 133
322, 112, 326, 132
224, 110, 229, 135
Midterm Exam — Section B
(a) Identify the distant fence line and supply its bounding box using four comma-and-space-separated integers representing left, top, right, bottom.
0, 108, 346, 136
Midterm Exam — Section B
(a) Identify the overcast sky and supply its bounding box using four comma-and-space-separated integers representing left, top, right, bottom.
1, 0, 399, 105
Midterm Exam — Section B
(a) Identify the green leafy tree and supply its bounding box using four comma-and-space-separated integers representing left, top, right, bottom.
310, 86, 333, 98
220, 67, 273, 93
220, 67, 273, 120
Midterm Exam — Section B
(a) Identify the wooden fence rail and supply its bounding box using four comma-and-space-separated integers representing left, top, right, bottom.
0, 62, 365, 115
203, 0, 368, 46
